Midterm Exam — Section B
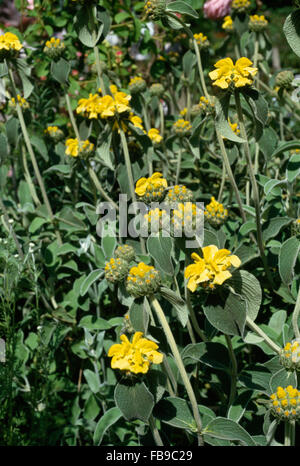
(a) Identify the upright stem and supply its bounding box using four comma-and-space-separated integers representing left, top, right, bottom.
21, 143, 41, 206
175, 143, 182, 185
149, 415, 164, 446
6, 62, 62, 246
119, 126, 146, 254
215, 128, 247, 223
88, 164, 119, 210
193, 40, 210, 101
292, 285, 300, 341
89, 5, 106, 94
253, 33, 259, 89
65, 91, 80, 140
225, 335, 238, 414
159, 100, 165, 138
150, 296, 204, 446
234, 91, 273, 287
217, 161, 226, 202
246, 316, 281, 354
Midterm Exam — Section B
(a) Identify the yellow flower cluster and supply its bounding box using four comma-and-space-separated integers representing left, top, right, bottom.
172, 202, 202, 237
164, 185, 193, 204
135, 172, 167, 202
193, 33, 209, 48
144, 208, 168, 233
108, 331, 163, 374
44, 37, 65, 59
128, 76, 146, 94
191, 96, 214, 117
231, 0, 251, 10
249, 15, 268, 32
144, 0, 166, 19
204, 197, 228, 227
222, 16, 233, 32
126, 262, 161, 297
9, 94, 29, 109
115, 244, 135, 263
105, 257, 129, 283
65, 138, 94, 158
280, 341, 300, 371
180, 108, 187, 117
76, 85, 131, 120
0, 32, 22, 60
45, 37, 63, 49
173, 119, 192, 136
209, 57, 257, 89
44, 126, 64, 141
148, 128, 163, 144
185, 245, 241, 292
270, 386, 300, 421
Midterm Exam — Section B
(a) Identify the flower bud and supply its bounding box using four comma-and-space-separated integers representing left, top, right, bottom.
280, 340, 300, 371
173, 119, 192, 137
275, 70, 294, 90
231, 0, 251, 13
44, 126, 64, 142
249, 15, 268, 32
105, 257, 130, 284
204, 196, 228, 228
269, 386, 300, 421
172, 202, 203, 238
115, 244, 135, 263
144, 0, 167, 20
126, 262, 161, 297
193, 33, 210, 50
135, 172, 168, 203
164, 185, 193, 205
150, 83, 164, 97
128, 76, 147, 94
44, 37, 65, 60
65, 138, 95, 159
143, 208, 169, 234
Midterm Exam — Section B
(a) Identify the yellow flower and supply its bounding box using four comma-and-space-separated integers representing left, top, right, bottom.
108, 331, 163, 374
173, 119, 192, 136
76, 87, 131, 120
129, 113, 144, 130
76, 93, 102, 119
65, 138, 94, 158
65, 138, 79, 157
180, 107, 188, 117
126, 262, 161, 297
249, 15, 268, 32
0, 32, 22, 50
269, 386, 300, 421
204, 196, 228, 227
222, 16, 233, 31
45, 126, 58, 133
135, 172, 167, 197
185, 245, 241, 292
231, 0, 251, 10
45, 37, 62, 48
209, 57, 257, 89
9, 94, 29, 109
148, 128, 163, 144
193, 33, 209, 48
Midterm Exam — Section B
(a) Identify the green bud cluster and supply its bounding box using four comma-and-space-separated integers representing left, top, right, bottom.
105, 257, 130, 284
115, 244, 136, 263
279, 340, 300, 371
126, 262, 161, 298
